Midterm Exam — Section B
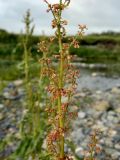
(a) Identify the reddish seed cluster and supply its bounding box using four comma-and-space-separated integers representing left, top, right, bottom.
58, 155, 73, 160
43, 0, 70, 37
37, 41, 48, 53
47, 127, 67, 154
78, 24, 88, 38
38, 42, 80, 158
84, 129, 101, 160
52, 19, 57, 29
44, 0, 70, 12
38, 0, 88, 159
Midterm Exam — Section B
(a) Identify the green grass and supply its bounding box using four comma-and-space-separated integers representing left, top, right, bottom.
71, 46, 120, 60
0, 29, 120, 78
0, 60, 22, 80
1, 29, 120, 62
0, 59, 41, 81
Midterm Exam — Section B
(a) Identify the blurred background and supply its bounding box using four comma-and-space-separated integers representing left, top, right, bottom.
0, 0, 120, 74
0, 0, 120, 160
0, 0, 120, 34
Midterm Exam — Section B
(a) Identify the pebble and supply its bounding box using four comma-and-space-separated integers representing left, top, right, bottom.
111, 87, 120, 94
71, 86, 120, 160
111, 152, 120, 159
114, 144, 120, 150
3, 83, 23, 100
95, 90, 102, 94
75, 147, 84, 157
1, 81, 120, 159
78, 111, 86, 119
91, 72, 98, 77
93, 100, 109, 111
13, 80, 23, 87
0, 113, 4, 120
0, 104, 4, 109
115, 108, 120, 113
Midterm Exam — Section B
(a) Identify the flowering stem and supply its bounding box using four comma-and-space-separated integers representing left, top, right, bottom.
57, 0, 65, 158
43, 1, 87, 159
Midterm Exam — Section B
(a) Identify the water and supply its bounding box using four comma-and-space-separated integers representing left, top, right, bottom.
77, 68, 120, 91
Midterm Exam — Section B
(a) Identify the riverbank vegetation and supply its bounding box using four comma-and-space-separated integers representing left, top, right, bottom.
0, 1, 120, 159
0, 29, 120, 62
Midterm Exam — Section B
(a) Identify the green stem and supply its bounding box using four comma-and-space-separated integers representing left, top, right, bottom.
24, 21, 29, 84
24, 44, 29, 84
57, 0, 65, 158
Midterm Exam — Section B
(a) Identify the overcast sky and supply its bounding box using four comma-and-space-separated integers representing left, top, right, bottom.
0, 0, 120, 35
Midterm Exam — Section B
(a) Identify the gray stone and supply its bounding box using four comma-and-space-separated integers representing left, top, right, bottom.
91, 72, 98, 77
75, 147, 84, 157
78, 111, 86, 119
74, 92, 86, 98
112, 136, 120, 143
93, 100, 109, 111
105, 148, 116, 155
0, 113, 4, 120
0, 104, 4, 109
105, 139, 113, 147
13, 80, 23, 87
114, 144, 120, 150
111, 151, 120, 159
115, 108, 120, 113
111, 87, 120, 94
95, 90, 103, 94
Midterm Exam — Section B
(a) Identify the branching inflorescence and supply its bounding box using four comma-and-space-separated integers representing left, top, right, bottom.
84, 129, 101, 160
38, 0, 87, 159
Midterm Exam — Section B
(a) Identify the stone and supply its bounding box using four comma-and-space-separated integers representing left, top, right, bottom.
112, 136, 120, 143
75, 147, 84, 157
3, 92, 10, 99
91, 72, 98, 77
111, 151, 120, 159
89, 64, 95, 69
108, 130, 117, 137
95, 90, 102, 94
78, 111, 86, 119
107, 115, 114, 121
74, 92, 86, 98
105, 139, 113, 147
105, 148, 116, 155
92, 123, 107, 132
13, 80, 23, 87
0, 113, 4, 120
0, 104, 4, 109
8, 128, 16, 134
114, 144, 120, 150
7, 83, 15, 89
93, 100, 109, 111
111, 87, 120, 94
115, 108, 120, 113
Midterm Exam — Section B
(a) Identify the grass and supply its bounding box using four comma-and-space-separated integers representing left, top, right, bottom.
70, 44, 120, 62
0, 60, 21, 80
1, 28, 120, 63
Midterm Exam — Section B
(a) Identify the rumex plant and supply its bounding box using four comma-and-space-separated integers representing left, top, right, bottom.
22, 9, 34, 84
10, 10, 48, 160
38, 0, 87, 159
84, 129, 101, 160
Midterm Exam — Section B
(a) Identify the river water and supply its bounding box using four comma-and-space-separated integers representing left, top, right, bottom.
77, 68, 120, 91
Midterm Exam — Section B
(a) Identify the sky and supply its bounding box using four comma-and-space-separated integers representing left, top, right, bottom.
0, 0, 120, 35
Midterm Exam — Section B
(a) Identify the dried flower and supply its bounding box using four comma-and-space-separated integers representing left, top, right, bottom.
41, 0, 87, 159
84, 129, 102, 160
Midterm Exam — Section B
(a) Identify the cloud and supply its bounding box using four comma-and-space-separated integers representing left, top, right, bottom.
0, 0, 120, 35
